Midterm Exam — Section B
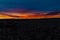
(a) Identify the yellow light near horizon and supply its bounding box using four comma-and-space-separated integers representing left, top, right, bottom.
0, 14, 15, 19
0, 12, 60, 19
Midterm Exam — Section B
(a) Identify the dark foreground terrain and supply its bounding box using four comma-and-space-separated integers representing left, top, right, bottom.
0, 19, 60, 40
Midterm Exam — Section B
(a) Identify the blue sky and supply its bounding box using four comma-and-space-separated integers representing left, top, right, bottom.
0, 0, 60, 11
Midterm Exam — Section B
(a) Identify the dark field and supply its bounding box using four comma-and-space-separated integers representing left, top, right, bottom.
0, 19, 60, 40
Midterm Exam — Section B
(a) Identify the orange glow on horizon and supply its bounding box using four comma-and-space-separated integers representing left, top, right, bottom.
0, 12, 60, 19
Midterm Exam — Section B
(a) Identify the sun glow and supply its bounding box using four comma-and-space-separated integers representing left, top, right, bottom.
0, 11, 60, 19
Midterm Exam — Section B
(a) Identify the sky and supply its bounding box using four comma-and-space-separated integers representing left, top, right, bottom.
0, 0, 60, 11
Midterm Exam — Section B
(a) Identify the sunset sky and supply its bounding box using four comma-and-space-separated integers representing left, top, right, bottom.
0, 0, 60, 19
0, 0, 60, 11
